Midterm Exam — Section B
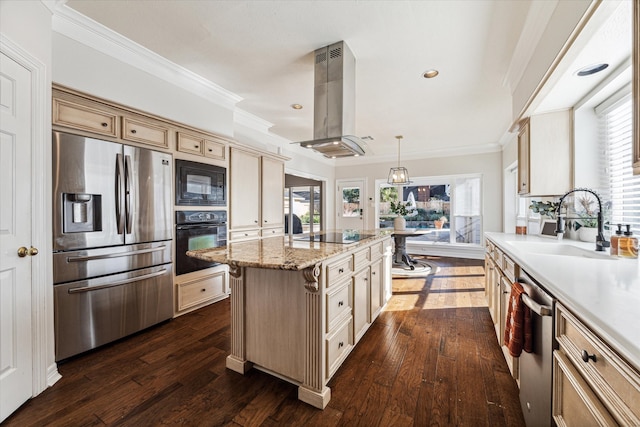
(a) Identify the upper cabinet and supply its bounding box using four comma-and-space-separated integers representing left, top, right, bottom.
633, 0, 640, 175
518, 109, 573, 196
52, 87, 172, 149
229, 147, 286, 241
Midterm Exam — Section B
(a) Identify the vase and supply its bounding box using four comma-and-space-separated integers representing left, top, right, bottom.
394, 216, 406, 231
579, 227, 598, 243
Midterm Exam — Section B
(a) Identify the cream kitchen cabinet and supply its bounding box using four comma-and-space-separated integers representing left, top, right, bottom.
53, 86, 173, 150
484, 237, 520, 381
229, 147, 286, 241
261, 156, 285, 231
177, 131, 226, 160
634, 0, 640, 175
554, 303, 640, 426
518, 109, 573, 196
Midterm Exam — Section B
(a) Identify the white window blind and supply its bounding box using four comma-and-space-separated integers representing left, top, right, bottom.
599, 94, 639, 232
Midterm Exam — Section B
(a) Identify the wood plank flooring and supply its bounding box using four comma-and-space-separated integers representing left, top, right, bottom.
4, 256, 525, 426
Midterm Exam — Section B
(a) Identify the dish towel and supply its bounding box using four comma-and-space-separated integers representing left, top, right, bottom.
504, 281, 533, 357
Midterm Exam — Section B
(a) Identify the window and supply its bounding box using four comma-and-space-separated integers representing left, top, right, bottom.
377, 174, 482, 245
599, 93, 639, 232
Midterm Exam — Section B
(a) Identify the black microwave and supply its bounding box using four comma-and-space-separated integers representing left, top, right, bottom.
175, 159, 226, 206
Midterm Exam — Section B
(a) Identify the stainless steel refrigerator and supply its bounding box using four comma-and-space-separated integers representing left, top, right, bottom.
52, 131, 173, 361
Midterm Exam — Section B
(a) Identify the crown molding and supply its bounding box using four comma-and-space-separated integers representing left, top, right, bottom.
50, 3, 242, 110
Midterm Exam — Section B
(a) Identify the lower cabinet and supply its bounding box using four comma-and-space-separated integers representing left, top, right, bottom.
175, 267, 229, 315
554, 303, 640, 426
353, 267, 370, 343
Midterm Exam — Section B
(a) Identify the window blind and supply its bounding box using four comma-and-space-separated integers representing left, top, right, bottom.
599, 94, 639, 232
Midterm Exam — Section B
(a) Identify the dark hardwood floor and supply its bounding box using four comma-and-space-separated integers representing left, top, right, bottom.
4, 256, 525, 426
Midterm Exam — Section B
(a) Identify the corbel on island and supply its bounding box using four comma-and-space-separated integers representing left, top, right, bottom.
187, 231, 394, 409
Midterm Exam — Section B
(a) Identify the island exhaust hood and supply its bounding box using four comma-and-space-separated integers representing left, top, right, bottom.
294, 41, 366, 158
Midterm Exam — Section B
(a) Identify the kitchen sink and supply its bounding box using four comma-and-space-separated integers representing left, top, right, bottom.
505, 241, 616, 260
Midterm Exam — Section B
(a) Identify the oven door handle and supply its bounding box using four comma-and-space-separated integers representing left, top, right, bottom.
521, 293, 553, 317
176, 223, 225, 230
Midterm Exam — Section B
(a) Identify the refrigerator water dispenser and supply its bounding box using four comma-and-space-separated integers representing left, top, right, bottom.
63, 193, 102, 233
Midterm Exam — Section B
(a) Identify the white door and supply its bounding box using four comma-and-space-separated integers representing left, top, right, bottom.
336, 180, 365, 230
0, 51, 34, 422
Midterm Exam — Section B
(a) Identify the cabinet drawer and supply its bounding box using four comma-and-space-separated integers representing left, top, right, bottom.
204, 139, 225, 160
177, 132, 204, 155
261, 227, 284, 238
326, 256, 353, 287
326, 317, 353, 378
353, 247, 370, 272
493, 247, 504, 267
229, 229, 261, 242
177, 271, 226, 311
556, 304, 640, 425
553, 350, 617, 426
53, 98, 118, 137
326, 280, 351, 332
502, 253, 517, 282
122, 116, 170, 148
370, 241, 385, 260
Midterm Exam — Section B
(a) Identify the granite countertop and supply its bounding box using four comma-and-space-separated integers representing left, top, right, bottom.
485, 232, 640, 372
187, 229, 393, 271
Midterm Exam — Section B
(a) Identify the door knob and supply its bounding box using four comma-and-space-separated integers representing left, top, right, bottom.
17, 246, 38, 257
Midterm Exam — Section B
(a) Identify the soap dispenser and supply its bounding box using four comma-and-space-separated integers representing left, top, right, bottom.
611, 224, 623, 256
619, 225, 638, 259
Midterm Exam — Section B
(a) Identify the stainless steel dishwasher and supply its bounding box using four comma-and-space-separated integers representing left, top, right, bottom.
517, 270, 556, 427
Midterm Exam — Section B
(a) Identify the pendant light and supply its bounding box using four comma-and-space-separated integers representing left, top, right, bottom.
387, 135, 411, 185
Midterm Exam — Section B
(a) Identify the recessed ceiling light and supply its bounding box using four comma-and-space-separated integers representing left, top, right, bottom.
291, 103, 303, 110
423, 69, 439, 79
575, 63, 609, 76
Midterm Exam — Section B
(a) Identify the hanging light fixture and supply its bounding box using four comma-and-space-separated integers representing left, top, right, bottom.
387, 135, 411, 185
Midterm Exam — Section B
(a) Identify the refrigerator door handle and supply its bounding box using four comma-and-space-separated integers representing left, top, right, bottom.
124, 154, 133, 234
116, 153, 125, 235
67, 268, 168, 293
65, 245, 168, 262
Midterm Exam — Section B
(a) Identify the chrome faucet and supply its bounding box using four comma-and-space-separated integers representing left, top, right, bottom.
554, 188, 610, 252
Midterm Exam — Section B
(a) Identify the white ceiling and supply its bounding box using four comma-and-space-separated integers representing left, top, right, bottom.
63, 0, 631, 163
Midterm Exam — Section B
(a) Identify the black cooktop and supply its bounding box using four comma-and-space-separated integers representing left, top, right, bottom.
294, 232, 375, 244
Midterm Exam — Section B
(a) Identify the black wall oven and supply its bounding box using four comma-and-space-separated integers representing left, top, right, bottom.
175, 159, 226, 206
175, 210, 227, 276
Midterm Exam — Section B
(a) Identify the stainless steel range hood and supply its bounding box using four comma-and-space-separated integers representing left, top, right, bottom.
295, 41, 365, 158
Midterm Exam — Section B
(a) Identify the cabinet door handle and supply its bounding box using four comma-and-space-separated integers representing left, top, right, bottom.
581, 350, 597, 363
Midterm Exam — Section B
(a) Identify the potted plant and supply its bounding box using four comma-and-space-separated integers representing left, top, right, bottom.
390, 200, 410, 230
577, 196, 598, 242
434, 215, 448, 229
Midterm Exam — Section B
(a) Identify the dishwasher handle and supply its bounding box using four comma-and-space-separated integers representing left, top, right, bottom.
521, 293, 553, 317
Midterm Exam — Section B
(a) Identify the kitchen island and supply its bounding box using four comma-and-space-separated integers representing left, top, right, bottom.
187, 231, 393, 409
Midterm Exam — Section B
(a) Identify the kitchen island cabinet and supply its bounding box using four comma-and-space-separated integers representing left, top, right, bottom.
187, 231, 393, 409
